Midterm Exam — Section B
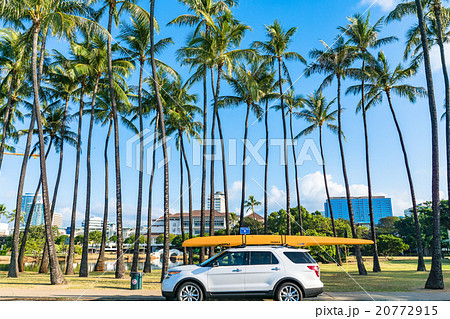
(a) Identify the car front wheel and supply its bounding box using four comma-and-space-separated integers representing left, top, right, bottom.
276, 282, 303, 301
176, 282, 204, 301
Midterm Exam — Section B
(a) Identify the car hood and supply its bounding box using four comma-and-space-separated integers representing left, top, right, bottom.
170, 264, 201, 272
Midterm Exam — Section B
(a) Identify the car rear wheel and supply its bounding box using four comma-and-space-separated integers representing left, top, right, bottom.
276, 282, 303, 301
176, 282, 204, 301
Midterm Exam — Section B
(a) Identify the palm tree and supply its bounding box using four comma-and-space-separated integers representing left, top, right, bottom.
204, 13, 252, 249
220, 63, 266, 227
119, 12, 172, 273
96, 0, 134, 279
306, 37, 367, 274
65, 39, 89, 276
0, 29, 29, 170
413, 0, 443, 289
388, 0, 450, 207
244, 195, 261, 215
32, 103, 77, 274
252, 20, 306, 235
73, 33, 134, 277
171, 0, 238, 262
260, 69, 276, 234
1, 0, 94, 284
18, 58, 78, 272
150, 0, 171, 281
165, 78, 201, 265
91, 87, 136, 272
341, 12, 397, 273
294, 90, 342, 266
351, 50, 427, 271
282, 90, 304, 234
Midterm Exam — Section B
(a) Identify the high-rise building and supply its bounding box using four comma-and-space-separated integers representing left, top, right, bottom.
52, 213, 63, 228
207, 191, 225, 214
22, 193, 44, 226
324, 196, 393, 225
81, 216, 103, 232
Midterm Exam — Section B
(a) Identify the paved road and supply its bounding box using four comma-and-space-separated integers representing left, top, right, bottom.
1, 289, 449, 301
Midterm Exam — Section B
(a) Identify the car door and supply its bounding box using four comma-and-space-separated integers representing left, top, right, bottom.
245, 251, 284, 292
207, 251, 247, 293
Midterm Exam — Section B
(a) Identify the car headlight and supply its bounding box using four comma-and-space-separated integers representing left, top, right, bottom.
165, 271, 181, 279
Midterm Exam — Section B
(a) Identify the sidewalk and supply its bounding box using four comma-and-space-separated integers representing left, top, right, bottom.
1, 288, 449, 301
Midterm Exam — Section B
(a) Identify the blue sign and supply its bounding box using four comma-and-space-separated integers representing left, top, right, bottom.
66, 227, 71, 235
240, 227, 250, 235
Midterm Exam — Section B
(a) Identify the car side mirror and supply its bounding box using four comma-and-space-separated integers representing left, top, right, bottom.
213, 261, 220, 268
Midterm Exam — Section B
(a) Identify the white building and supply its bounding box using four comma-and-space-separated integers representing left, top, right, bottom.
0, 223, 9, 236
81, 216, 103, 231
152, 210, 225, 236
52, 213, 63, 229
207, 191, 225, 214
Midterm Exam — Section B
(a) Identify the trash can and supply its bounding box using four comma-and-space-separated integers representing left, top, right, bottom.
130, 272, 144, 290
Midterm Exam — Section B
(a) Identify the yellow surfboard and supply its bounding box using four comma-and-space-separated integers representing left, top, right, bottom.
182, 235, 374, 248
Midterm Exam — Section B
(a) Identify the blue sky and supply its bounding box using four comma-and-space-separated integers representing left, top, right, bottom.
1, 0, 448, 228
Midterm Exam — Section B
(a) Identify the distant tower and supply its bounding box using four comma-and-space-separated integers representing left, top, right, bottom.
207, 191, 225, 214
22, 193, 44, 226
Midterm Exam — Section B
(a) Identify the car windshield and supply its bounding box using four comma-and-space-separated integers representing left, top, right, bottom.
199, 251, 226, 267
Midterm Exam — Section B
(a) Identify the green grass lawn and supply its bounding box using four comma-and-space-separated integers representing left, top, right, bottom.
0, 270, 163, 290
0, 257, 449, 292
320, 256, 450, 292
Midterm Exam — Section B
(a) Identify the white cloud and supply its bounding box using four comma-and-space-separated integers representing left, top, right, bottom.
299, 171, 406, 214
360, 0, 399, 11
267, 185, 286, 208
228, 180, 243, 201
429, 43, 450, 72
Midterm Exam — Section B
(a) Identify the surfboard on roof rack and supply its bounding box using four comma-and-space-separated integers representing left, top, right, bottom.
181, 235, 374, 248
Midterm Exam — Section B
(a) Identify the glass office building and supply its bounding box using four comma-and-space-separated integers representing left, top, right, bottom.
324, 196, 393, 225
22, 193, 44, 226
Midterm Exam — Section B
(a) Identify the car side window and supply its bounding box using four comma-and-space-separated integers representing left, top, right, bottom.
249, 251, 279, 265
283, 252, 316, 264
215, 252, 246, 266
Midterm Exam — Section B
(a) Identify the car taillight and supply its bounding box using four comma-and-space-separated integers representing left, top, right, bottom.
307, 265, 320, 277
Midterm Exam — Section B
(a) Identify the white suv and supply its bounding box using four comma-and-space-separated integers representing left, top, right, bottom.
161, 246, 324, 301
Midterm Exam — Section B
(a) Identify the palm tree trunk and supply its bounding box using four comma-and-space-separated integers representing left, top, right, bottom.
50, 98, 69, 219
17, 138, 53, 274
415, 0, 443, 289
386, 91, 426, 271
199, 68, 207, 263
107, 3, 126, 279
360, 58, 381, 273
66, 84, 85, 276
216, 111, 230, 235
239, 103, 251, 226
337, 75, 367, 275
150, 0, 170, 282
38, 138, 57, 275
179, 132, 188, 265
209, 66, 222, 250
181, 136, 193, 264
432, 1, 450, 208
132, 59, 146, 273
39, 99, 68, 274
0, 73, 16, 170
80, 75, 100, 277
144, 115, 159, 273
278, 59, 291, 235
289, 111, 303, 234
264, 100, 269, 234
319, 126, 342, 266
9, 28, 48, 277
95, 119, 112, 272
31, 25, 65, 285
